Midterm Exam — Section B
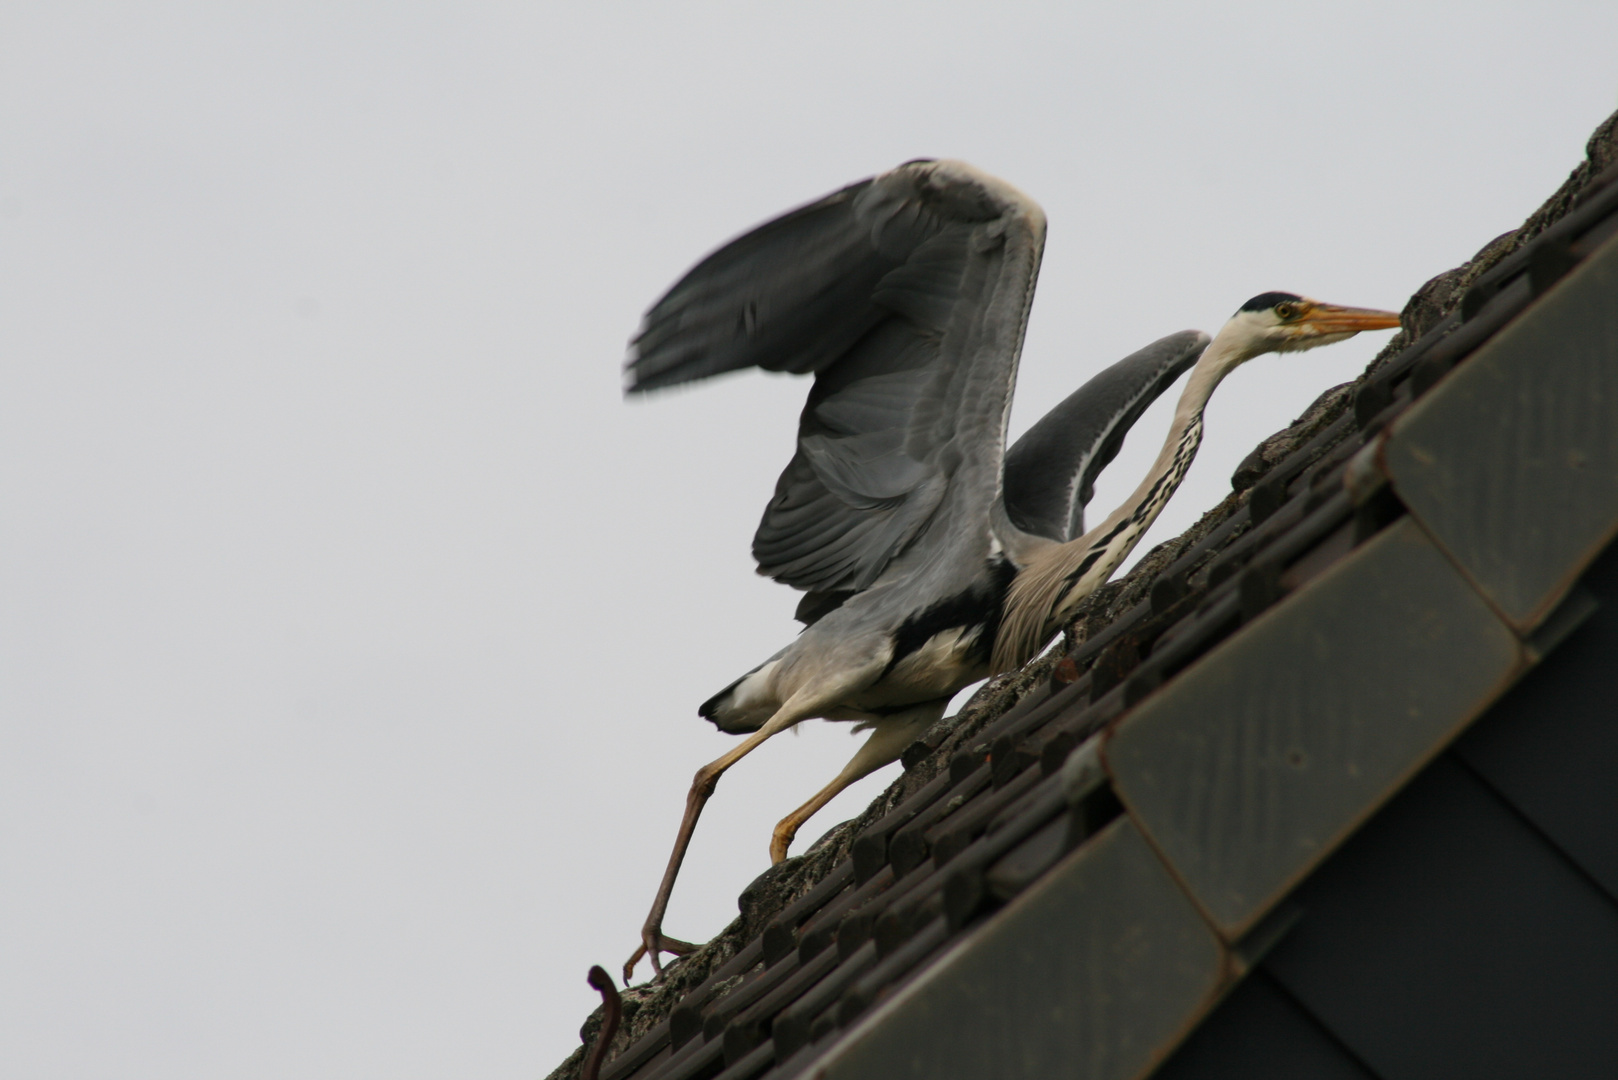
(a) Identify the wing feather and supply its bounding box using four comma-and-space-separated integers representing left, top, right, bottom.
627, 160, 1046, 595
1002, 332, 1209, 542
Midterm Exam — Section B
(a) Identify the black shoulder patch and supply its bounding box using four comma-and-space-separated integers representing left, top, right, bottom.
1238, 291, 1303, 314
881, 556, 1018, 679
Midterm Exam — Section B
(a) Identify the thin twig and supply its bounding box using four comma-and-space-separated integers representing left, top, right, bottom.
581, 965, 621, 1080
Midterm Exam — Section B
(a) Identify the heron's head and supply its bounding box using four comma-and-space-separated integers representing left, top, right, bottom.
1221, 292, 1402, 363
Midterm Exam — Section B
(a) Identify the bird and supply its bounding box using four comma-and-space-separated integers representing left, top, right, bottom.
620, 159, 1400, 981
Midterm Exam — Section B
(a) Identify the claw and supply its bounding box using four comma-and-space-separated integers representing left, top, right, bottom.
621, 945, 645, 987
623, 927, 700, 985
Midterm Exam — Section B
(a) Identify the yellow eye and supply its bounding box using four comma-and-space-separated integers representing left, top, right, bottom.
1274, 302, 1298, 320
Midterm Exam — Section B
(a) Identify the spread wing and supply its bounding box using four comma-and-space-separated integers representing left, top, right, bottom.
626, 160, 1047, 597
1002, 330, 1209, 543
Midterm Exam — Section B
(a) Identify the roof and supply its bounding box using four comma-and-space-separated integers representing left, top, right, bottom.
552, 105, 1618, 1080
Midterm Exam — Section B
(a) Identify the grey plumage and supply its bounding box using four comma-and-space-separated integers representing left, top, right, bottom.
619, 159, 1207, 981
787, 330, 1205, 628
617, 158, 1397, 983
629, 160, 1047, 597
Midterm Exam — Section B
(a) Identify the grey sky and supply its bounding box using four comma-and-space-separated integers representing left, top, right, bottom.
2, 3, 1615, 1077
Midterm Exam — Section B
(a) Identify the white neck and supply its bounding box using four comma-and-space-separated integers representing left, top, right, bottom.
1173, 321, 1255, 435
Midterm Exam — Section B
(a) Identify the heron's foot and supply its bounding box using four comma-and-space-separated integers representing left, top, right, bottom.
770, 821, 799, 865
623, 927, 701, 985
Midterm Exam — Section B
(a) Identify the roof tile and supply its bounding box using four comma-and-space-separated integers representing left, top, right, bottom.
1106, 516, 1524, 935
1386, 229, 1618, 628
813, 818, 1226, 1080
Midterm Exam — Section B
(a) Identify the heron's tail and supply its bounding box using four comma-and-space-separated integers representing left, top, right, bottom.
699, 654, 786, 734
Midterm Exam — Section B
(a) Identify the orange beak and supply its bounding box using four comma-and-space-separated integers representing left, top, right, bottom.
1301, 303, 1403, 334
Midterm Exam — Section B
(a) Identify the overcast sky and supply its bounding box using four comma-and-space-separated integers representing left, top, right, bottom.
3, 4, 1615, 1078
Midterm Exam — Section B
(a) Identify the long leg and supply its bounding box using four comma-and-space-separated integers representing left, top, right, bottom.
769, 700, 947, 864
623, 704, 808, 984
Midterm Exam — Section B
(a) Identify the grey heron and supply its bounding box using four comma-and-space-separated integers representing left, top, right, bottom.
621, 160, 1399, 981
